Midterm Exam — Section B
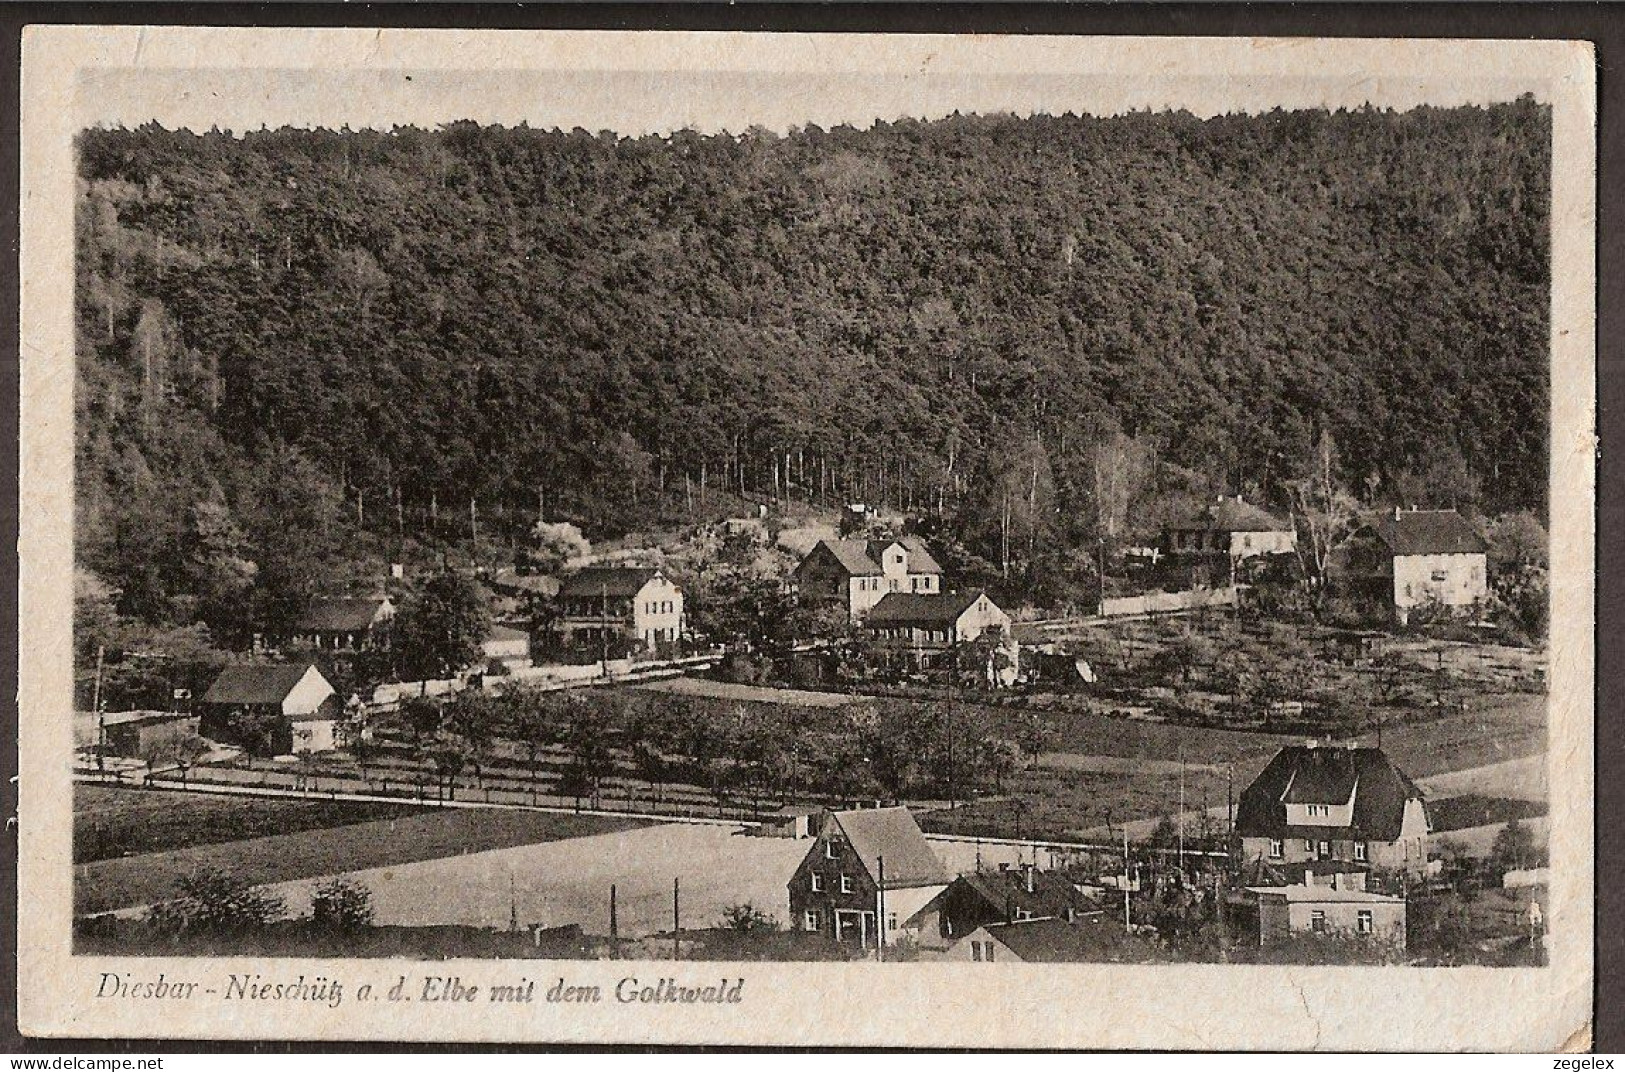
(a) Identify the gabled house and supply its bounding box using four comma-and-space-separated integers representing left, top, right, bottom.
289, 596, 395, 651
1164, 495, 1298, 559
1344, 507, 1488, 623
911, 865, 1103, 952
552, 566, 683, 655
199, 663, 339, 756
793, 536, 944, 622
788, 806, 950, 950
1236, 745, 1431, 874
1247, 873, 1407, 950
861, 589, 1012, 670
941, 916, 1125, 963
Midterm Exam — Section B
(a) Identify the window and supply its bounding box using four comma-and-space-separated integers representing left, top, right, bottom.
887, 914, 898, 932
825, 839, 838, 860
1269, 839, 1283, 859
1304, 839, 1315, 854
1318, 840, 1331, 856
986, 942, 995, 962
1357, 910, 1373, 934
1310, 910, 1327, 933
1404, 583, 1413, 599
840, 874, 853, 894
1243, 535, 1253, 549
1431, 569, 1448, 583
971, 941, 983, 962
1354, 842, 1367, 862
810, 872, 824, 892
805, 911, 821, 931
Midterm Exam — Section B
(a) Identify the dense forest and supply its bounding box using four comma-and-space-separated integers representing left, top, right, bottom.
74, 100, 1550, 646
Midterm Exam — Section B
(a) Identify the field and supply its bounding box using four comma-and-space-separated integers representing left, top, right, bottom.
74, 784, 428, 863
75, 795, 650, 916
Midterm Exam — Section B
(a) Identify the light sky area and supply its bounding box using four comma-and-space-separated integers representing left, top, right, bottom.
77, 63, 1548, 138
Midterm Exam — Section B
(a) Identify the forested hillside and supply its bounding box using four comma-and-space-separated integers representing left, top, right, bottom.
74, 100, 1550, 640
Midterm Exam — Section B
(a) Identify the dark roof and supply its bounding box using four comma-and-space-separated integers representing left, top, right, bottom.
556, 566, 662, 599
486, 624, 530, 643
1236, 746, 1425, 842
811, 539, 884, 577
953, 867, 1101, 921
1370, 509, 1488, 556
829, 807, 949, 889
977, 918, 1129, 963
1170, 497, 1291, 534
202, 663, 322, 706
866, 536, 943, 576
866, 590, 990, 627
295, 597, 392, 633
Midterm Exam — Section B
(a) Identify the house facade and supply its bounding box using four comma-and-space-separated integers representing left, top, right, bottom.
289, 596, 395, 651
911, 865, 1102, 952
940, 916, 1123, 963
199, 663, 338, 756
553, 567, 683, 654
1351, 508, 1489, 623
483, 623, 532, 667
793, 537, 944, 622
787, 807, 950, 951
1249, 874, 1407, 950
1164, 496, 1297, 559
860, 590, 1011, 669
1236, 744, 1432, 874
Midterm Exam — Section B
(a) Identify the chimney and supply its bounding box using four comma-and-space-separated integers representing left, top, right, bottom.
1025, 863, 1036, 894
1393, 506, 1402, 521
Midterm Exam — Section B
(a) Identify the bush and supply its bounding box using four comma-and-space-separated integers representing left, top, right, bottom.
310, 877, 375, 929
718, 902, 780, 933
147, 867, 286, 933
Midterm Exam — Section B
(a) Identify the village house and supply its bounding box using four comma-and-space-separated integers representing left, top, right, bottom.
940, 916, 1123, 963
288, 596, 395, 651
793, 536, 944, 622
1248, 872, 1407, 950
1343, 507, 1488, 623
96, 711, 202, 760
552, 566, 684, 655
199, 663, 339, 756
787, 806, 950, 951
1236, 744, 1432, 874
482, 623, 532, 668
911, 864, 1103, 952
1164, 495, 1298, 559
860, 589, 1012, 671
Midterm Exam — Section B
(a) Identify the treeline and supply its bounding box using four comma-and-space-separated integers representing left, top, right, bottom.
75, 101, 1550, 636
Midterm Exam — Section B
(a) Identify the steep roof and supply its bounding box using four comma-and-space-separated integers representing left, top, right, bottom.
953, 867, 1101, 921
202, 663, 322, 706
556, 566, 662, 599
830, 807, 949, 889
866, 536, 943, 576
295, 596, 392, 633
810, 539, 884, 577
1171, 497, 1291, 534
976, 918, 1128, 962
866, 589, 989, 627
1236, 746, 1425, 842
1370, 509, 1488, 556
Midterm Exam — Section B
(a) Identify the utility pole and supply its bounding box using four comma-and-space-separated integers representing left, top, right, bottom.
601, 582, 611, 678
92, 645, 106, 774
610, 883, 618, 941
1122, 824, 1132, 933
1178, 745, 1186, 879
672, 876, 681, 961
876, 856, 886, 963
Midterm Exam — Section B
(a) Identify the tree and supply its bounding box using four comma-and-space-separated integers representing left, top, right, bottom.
1286, 429, 1360, 589
718, 902, 780, 932
395, 569, 491, 681
526, 520, 591, 576
1015, 710, 1051, 770
1492, 817, 1537, 875
979, 737, 1021, 794
310, 876, 375, 929
169, 733, 211, 787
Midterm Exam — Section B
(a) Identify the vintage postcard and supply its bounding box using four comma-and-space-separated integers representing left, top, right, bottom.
17, 28, 1595, 1048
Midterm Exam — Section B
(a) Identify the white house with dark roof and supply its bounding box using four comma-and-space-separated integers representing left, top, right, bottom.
552, 566, 683, 654
1352, 507, 1489, 622
199, 663, 339, 755
1164, 495, 1297, 559
793, 536, 944, 622
1236, 744, 1432, 874
289, 596, 395, 651
787, 806, 950, 950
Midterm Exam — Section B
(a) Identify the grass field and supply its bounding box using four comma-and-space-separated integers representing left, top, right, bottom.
76, 804, 651, 916
74, 785, 429, 863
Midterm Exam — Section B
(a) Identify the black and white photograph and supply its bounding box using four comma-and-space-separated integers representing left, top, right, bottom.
17, 27, 1595, 1049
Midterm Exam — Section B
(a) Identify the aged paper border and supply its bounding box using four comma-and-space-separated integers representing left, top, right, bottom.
16, 27, 1597, 1049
